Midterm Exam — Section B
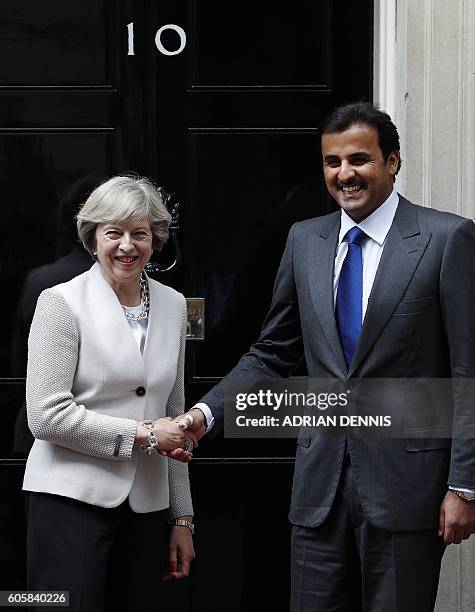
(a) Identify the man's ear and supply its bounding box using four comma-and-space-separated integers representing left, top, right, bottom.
387, 150, 401, 176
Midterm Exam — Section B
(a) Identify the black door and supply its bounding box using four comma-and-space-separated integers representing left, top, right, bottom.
0, 1, 373, 610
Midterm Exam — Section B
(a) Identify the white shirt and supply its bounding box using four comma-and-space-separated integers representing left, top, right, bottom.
123, 305, 148, 355
334, 188, 399, 319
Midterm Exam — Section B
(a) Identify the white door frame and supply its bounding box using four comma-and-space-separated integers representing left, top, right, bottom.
373, 0, 407, 194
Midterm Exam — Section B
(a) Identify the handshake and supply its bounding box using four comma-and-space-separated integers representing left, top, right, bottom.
135, 408, 207, 462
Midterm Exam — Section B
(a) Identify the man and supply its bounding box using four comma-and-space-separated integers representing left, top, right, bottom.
176, 102, 475, 610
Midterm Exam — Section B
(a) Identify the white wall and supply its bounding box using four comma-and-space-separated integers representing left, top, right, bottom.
374, 1, 475, 609
375, 0, 475, 219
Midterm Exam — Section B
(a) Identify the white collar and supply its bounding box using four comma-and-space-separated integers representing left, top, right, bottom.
338, 188, 399, 246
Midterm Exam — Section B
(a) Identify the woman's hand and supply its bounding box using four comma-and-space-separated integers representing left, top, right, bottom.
136, 419, 196, 460
158, 417, 199, 462
167, 520, 195, 579
134, 419, 187, 450
152, 417, 187, 451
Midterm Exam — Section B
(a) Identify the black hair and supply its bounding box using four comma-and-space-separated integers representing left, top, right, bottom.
321, 101, 401, 175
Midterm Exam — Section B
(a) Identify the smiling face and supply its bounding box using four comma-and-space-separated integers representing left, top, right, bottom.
322, 123, 400, 223
94, 218, 153, 288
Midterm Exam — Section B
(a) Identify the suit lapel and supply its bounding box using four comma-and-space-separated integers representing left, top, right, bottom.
348, 197, 432, 376
308, 214, 348, 376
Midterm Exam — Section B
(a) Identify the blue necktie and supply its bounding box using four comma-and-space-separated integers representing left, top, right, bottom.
336, 227, 366, 368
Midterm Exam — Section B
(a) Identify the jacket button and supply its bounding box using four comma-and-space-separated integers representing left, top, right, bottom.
136, 386, 146, 397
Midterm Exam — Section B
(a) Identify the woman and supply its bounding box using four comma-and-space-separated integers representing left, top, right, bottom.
23, 175, 195, 611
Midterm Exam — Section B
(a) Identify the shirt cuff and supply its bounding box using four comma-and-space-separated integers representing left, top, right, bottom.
449, 486, 475, 494
194, 403, 214, 433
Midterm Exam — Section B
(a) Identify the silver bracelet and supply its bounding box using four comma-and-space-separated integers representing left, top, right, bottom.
141, 420, 159, 455
170, 519, 195, 535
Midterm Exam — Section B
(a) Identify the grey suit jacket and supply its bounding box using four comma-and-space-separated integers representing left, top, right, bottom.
201, 196, 475, 531
23, 263, 193, 517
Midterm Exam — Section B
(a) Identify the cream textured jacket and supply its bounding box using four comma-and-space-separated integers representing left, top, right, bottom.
23, 263, 193, 517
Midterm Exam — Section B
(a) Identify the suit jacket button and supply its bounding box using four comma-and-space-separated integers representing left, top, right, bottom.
136, 386, 146, 397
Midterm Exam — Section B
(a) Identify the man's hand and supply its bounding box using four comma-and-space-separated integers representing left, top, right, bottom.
166, 519, 195, 580
439, 490, 475, 544
175, 408, 207, 440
